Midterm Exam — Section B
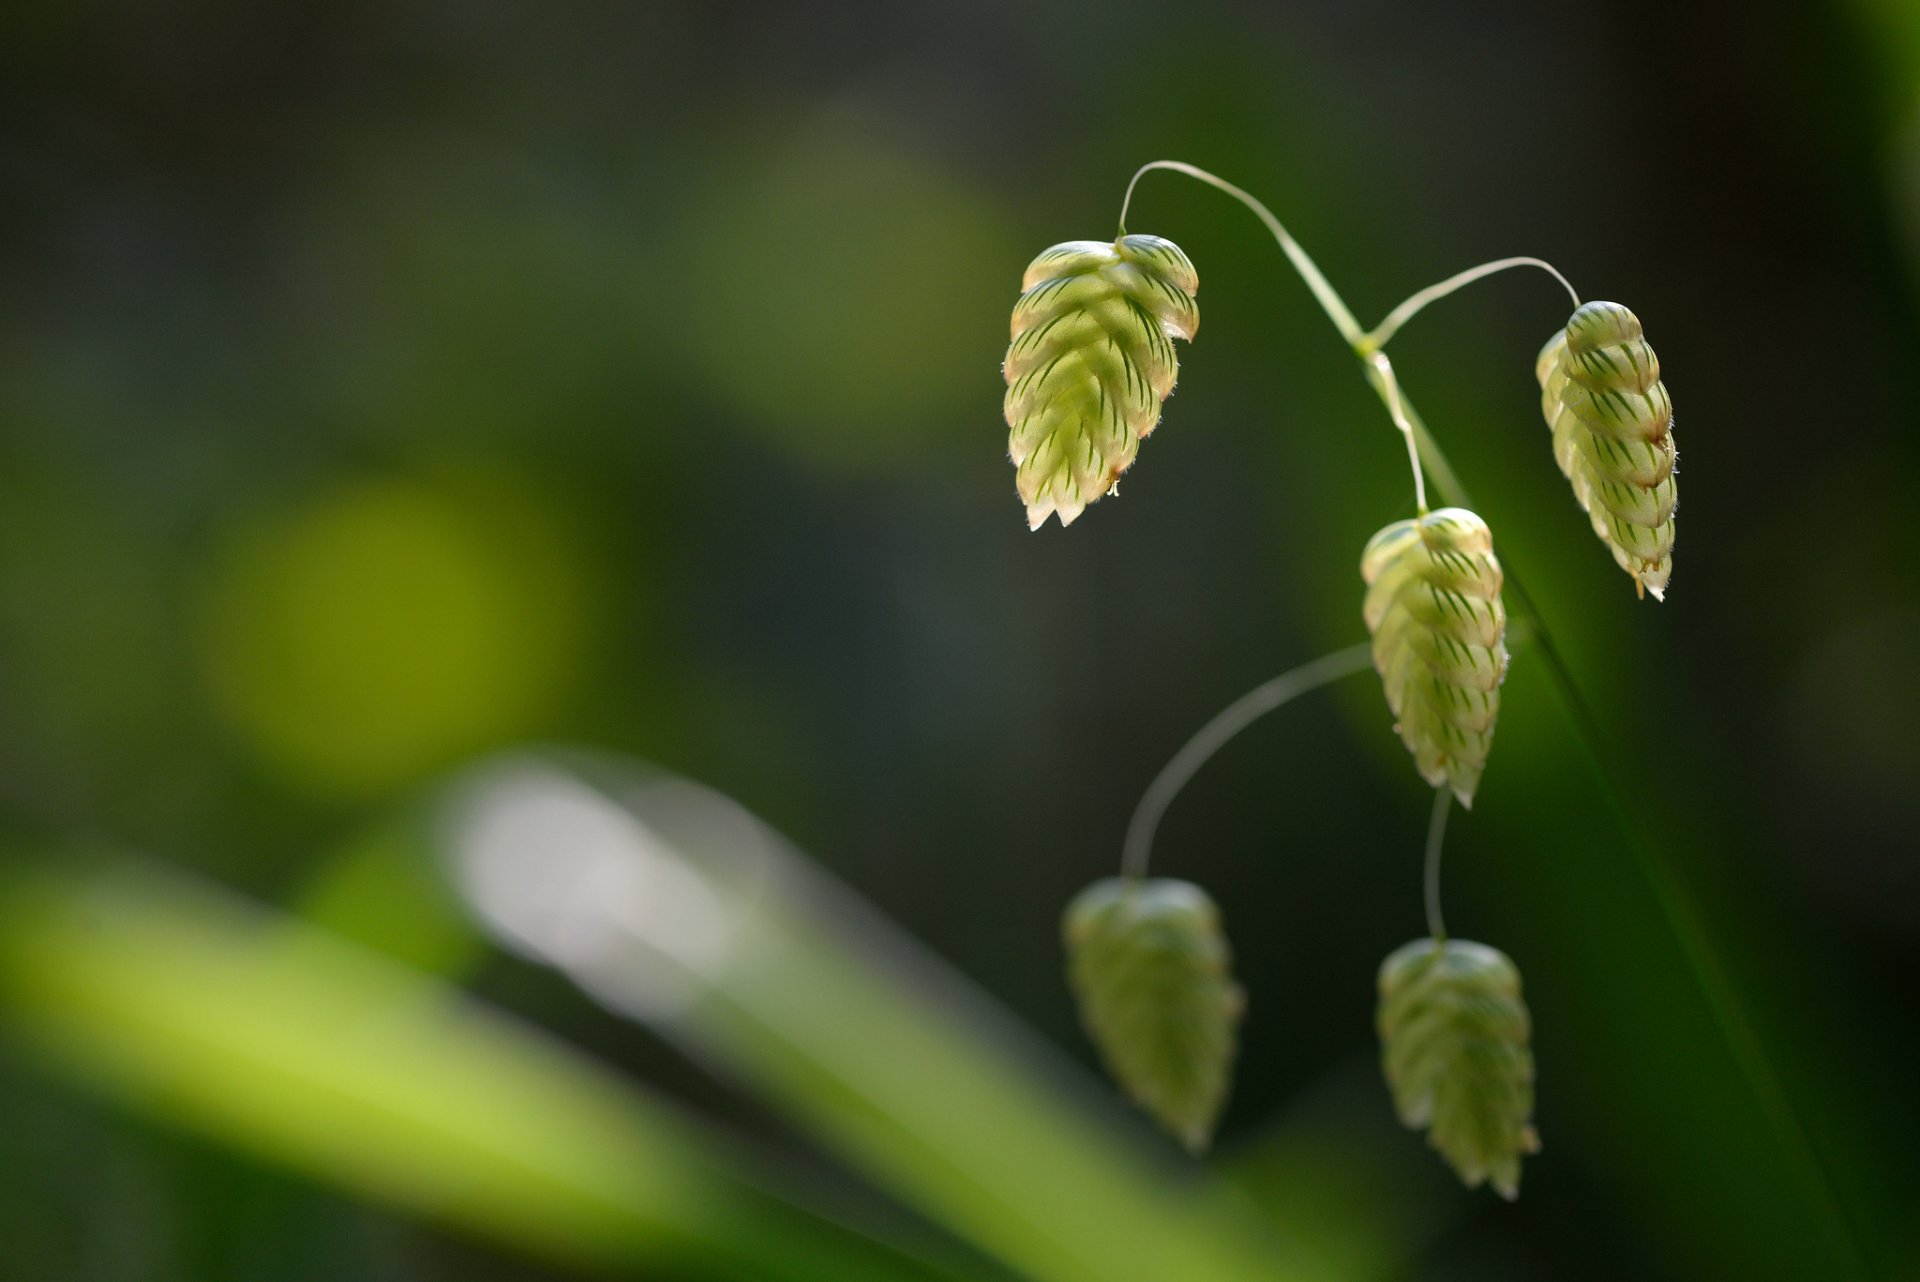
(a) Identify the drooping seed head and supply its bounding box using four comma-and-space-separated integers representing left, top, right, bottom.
1361, 508, 1509, 807
1003, 235, 1199, 529
1536, 301, 1677, 600
1063, 877, 1241, 1151
1377, 937, 1540, 1199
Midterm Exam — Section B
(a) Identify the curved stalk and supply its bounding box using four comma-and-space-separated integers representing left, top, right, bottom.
1364, 257, 1582, 350
1119, 161, 1365, 348
1423, 787, 1452, 942
1120, 644, 1373, 881
1119, 161, 1425, 499
1367, 352, 1428, 513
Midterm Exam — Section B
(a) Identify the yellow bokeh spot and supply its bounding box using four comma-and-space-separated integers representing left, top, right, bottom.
198, 471, 588, 800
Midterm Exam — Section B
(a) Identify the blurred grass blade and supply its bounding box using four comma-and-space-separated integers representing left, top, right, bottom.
435, 753, 1351, 1282
0, 860, 990, 1282
296, 812, 490, 977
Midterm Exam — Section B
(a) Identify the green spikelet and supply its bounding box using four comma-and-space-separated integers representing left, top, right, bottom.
1361, 508, 1509, 807
1003, 235, 1199, 529
1536, 301, 1677, 600
1063, 877, 1241, 1151
1377, 938, 1539, 1199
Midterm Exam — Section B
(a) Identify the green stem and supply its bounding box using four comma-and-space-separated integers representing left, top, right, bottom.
1362, 256, 1581, 350
1119, 161, 1364, 347
1422, 787, 1452, 942
1118, 162, 1425, 504
1365, 352, 1428, 513
1120, 644, 1374, 881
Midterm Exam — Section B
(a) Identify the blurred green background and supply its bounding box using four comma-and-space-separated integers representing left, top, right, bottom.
2, 1, 1918, 1279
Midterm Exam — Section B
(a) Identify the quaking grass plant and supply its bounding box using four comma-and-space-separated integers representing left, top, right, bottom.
1007, 160, 1681, 1196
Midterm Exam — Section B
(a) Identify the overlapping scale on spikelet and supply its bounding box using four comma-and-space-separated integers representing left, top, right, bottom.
1003, 235, 1199, 529
1361, 508, 1509, 807
1536, 301, 1677, 600
1064, 877, 1241, 1151
1378, 938, 1539, 1199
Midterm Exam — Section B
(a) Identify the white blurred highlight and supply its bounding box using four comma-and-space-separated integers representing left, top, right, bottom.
444, 760, 771, 1021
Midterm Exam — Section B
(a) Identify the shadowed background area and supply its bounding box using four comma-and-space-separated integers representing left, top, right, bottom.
2, 1, 1918, 1279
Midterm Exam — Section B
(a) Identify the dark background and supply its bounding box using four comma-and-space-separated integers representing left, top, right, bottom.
2, 1, 1917, 1279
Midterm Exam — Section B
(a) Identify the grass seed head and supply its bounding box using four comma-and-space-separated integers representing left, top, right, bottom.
1003, 235, 1199, 529
1378, 937, 1540, 1199
1064, 877, 1241, 1151
1536, 301, 1678, 600
1361, 507, 1509, 807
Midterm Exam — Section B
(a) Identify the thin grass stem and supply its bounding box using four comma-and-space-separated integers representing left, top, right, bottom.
1120, 644, 1373, 881
1118, 161, 1365, 348
1363, 257, 1582, 350
1423, 786, 1452, 941
1368, 352, 1428, 513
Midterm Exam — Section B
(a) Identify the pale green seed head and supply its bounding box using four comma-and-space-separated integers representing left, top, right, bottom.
1003, 235, 1199, 529
1536, 300, 1677, 600
1361, 507, 1509, 807
1377, 937, 1539, 1199
1063, 877, 1241, 1151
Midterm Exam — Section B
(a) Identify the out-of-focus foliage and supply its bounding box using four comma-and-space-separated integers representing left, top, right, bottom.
678, 115, 1024, 466
0, 856, 960, 1282
0, 1, 1916, 1280
197, 469, 593, 798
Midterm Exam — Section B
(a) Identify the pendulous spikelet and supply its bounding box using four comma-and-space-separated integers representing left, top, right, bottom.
1361, 508, 1509, 807
1378, 937, 1539, 1198
1536, 301, 1678, 600
1064, 877, 1242, 1151
1003, 235, 1199, 529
